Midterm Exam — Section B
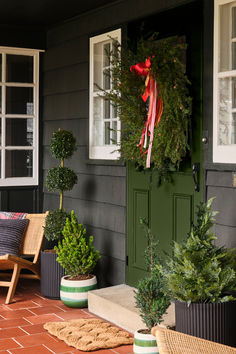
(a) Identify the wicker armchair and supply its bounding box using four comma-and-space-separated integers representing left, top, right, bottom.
0, 212, 48, 304
152, 326, 236, 354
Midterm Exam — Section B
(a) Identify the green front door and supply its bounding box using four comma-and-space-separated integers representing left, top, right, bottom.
126, 2, 204, 287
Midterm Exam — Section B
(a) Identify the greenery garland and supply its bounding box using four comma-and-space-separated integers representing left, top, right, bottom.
104, 34, 192, 176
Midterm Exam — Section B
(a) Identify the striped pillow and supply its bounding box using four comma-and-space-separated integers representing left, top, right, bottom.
0, 219, 29, 256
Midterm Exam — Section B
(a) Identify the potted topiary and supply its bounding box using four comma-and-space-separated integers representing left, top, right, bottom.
41, 129, 77, 299
165, 198, 236, 347
133, 218, 170, 354
55, 210, 101, 308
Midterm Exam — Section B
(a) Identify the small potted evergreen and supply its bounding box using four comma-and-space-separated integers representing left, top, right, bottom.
41, 129, 77, 298
55, 210, 101, 308
133, 219, 170, 354
165, 198, 236, 347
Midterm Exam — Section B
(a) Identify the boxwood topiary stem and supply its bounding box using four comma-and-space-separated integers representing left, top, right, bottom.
59, 158, 64, 210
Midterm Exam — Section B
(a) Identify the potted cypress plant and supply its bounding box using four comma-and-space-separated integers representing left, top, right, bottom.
55, 210, 101, 308
41, 129, 77, 298
165, 198, 236, 347
133, 218, 170, 354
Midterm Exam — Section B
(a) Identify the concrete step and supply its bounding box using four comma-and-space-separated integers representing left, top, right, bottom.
88, 284, 175, 333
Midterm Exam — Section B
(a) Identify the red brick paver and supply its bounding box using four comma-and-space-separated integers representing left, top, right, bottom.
0, 279, 133, 354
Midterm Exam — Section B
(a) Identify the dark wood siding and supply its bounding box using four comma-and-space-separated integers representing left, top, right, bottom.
42, 0, 198, 286
206, 171, 236, 249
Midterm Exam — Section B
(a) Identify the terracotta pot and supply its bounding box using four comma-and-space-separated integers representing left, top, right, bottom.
60, 275, 97, 308
133, 330, 158, 354
175, 300, 236, 347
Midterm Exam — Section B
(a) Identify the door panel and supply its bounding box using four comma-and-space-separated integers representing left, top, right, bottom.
133, 189, 149, 271
150, 172, 195, 255
173, 193, 193, 243
126, 2, 204, 287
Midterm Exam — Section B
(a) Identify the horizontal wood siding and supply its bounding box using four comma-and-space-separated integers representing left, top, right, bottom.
42, 0, 196, 286
206, 171, 236, 248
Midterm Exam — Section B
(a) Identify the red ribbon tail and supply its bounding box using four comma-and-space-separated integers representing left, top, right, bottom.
140, 121, 147, 156
155, 97, 163, 126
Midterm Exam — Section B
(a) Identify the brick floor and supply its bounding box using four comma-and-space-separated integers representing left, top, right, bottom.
0, 279, 133, 354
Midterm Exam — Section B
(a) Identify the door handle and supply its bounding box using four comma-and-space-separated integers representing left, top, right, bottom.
192, 163, 200, 192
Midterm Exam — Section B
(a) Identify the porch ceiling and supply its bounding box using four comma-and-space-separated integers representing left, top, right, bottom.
0, 0, 119, 27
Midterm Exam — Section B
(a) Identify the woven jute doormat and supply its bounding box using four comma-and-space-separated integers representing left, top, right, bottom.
44, 318, 134, 351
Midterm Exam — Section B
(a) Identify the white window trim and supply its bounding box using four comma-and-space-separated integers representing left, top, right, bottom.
89, 29, 121, 160
0, 46, 43, 186
213, 0, 236, 163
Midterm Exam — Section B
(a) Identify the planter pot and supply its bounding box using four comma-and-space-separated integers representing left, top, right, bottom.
133, 330, 158, 354
60, 275, 97, 308
40, 251, 65, 299
175, 300, 236, 347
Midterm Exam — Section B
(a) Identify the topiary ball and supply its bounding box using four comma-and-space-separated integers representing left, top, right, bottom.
46, 166, 77, 192
44, 209, 70, 242
50, 129, 76, 160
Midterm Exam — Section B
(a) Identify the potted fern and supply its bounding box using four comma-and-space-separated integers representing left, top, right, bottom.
165, 198, 236, 347
133, 219, 170, 354
55, 210, 101, 308
41, 129, 77, 299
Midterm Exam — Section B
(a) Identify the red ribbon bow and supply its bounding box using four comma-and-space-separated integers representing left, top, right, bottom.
130, 57, 163, 168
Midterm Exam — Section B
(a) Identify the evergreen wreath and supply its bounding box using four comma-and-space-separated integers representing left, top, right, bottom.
104, 34, 192, 176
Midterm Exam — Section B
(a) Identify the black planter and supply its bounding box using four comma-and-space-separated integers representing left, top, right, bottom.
175, 300, 236, 347
40, 251, 65, 299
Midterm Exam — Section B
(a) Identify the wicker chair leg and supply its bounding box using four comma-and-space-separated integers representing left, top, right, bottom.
5, 264, 21, 304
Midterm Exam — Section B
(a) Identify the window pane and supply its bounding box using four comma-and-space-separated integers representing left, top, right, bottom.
104, 98, 110, 119
93, 97, 103, 146
6, 55, 33, 83
112, 103, 117, 118
233, 78, 236, 108
94, 41, 111, 91
0, 86, 2, 114
232, 42, 236, 70
232, 7, 236, 38
5, 150, 33, 177
0, 54, 2, 82
94, 43, 103, 91
112, 121, 117, 144
105, 122, 110, 145
6, 118, 33, 146
103, 69, 110, 90
103, 43, 110, 67
219, 3, 232, 71
218, 77, 236, 145
6, 87, 33, 114
231, 113, 236, 144
104, 121, 117, 145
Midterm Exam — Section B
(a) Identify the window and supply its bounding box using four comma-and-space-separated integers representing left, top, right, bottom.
213, 0, 236, 162
0, 47, 40, 186
89, 29, 121, 160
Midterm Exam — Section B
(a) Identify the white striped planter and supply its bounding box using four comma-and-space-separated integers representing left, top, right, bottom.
133, 330, 159, 354
60, 275, 97, 308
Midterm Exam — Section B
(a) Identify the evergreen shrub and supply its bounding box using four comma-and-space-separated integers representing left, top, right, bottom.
165, 198, 236, 305
134, 218, 170, 332
50, 129, 76, 160
55, 210, 101, 278
44, 209, 69, 242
